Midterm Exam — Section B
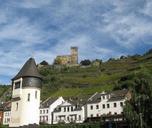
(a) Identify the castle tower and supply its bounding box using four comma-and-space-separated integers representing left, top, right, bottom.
9, 58, 42, 127
71, 47, 78, 64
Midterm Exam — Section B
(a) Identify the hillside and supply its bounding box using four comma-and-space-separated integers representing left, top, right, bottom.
39, 50, 152, 100
1, 49, 152, 101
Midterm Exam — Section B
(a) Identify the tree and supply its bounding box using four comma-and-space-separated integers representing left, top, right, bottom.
40, 60, 49, 65
123, 77, 152, 128
80, 59, 91, 66
145, 48, 152, 55
108, 58, 115, 62
54, 58, 62, 65
120, 55, 127, 59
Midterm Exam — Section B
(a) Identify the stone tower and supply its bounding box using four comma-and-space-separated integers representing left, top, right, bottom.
9, 58, 42, 127
71, 47, 78, 64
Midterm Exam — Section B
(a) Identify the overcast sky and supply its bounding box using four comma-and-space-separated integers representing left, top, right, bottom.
0, 0, 152, 84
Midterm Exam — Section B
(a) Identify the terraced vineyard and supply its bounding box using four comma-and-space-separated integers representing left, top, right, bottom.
1, 49, 152, 101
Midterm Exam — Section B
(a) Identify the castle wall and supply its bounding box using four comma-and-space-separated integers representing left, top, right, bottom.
55, 47, 78, 65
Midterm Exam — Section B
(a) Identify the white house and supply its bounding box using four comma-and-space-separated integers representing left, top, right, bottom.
2, 101, 11, 125
53, 98, 86, 124
40, 96, 65, 124
85, 89, 131, 119
9, 58, 43, 127
2, 86, 130, 126
3, 110, 11, 125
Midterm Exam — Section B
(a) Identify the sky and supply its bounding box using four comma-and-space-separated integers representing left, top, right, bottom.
0, 0, 152, 84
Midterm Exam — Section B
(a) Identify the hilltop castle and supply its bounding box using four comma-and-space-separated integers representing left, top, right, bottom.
54, 47, 78, 65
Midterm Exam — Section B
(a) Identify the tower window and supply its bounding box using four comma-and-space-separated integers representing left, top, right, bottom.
27, 93, 30, 101
16, 102, 18, 111
14, 82, 21, 89
35, 91, 37, 99
90, 105, 93, 110
114, 103, 117, 107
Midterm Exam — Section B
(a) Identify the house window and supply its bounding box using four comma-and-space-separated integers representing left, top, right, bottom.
64, 107, 66, 112
102, 104, 105, 109
27, 93, 30, 101
103, 95, 105, 99
67, 107, 69, 112
43, 110, 45, 114
40, 110, 42, 114
96, 105, 99, 109
75, 115, 77, 121
90, 114, 93, 117
47, 110, 49, 113
97, 97, 101, 100
114, 103, 117, 107
79, 115, 81, 120
90, 105, 93, 110
46, 116, 48, 121
71, 106, 73, 111
108, 112, 112, 115
16, 102, 18, 111
120, 102, 123, 107
14, 82, 21, 89
67, 116, 69, 121
114, 112, 117, 115
107, 104, 110, 108
35, 91, 37, 99
97, 114, 99, 117
58, 107, 61, 111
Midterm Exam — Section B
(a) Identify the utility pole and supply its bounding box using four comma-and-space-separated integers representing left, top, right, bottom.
139, 113, 143, 128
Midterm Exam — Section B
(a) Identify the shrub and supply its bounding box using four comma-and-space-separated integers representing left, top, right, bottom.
80, 60, 91, 66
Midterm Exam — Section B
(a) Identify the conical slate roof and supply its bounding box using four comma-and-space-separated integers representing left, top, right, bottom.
12, 58, 42, 80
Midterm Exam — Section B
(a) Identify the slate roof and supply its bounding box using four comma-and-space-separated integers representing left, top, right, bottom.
53, 96, 89, 112
11, 97, 21, 102
86, 89, 129, 104
12, 58, 42, 80
108, 89, 128, 102
2, 101, 11, 111
40, 97, 58, 108
64, 95, 90, 106
87, 92, 106, 104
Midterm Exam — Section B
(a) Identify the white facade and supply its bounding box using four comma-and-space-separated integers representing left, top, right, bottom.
40, 108, 49, 124
53, 101, 85, 124
40, 97, 64, 124
9, 78, 41, 127
2, 89, 129, 126
86, 99, 125, 118
3, 111, 11, 125
85, 91, 129, 119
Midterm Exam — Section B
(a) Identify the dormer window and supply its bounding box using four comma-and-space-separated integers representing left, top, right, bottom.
103, 95, 105, 99
14, 81, 21, 89
107, 95, 110, 99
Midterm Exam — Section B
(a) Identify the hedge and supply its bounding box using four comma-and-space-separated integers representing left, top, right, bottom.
39, 122, 101, 128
